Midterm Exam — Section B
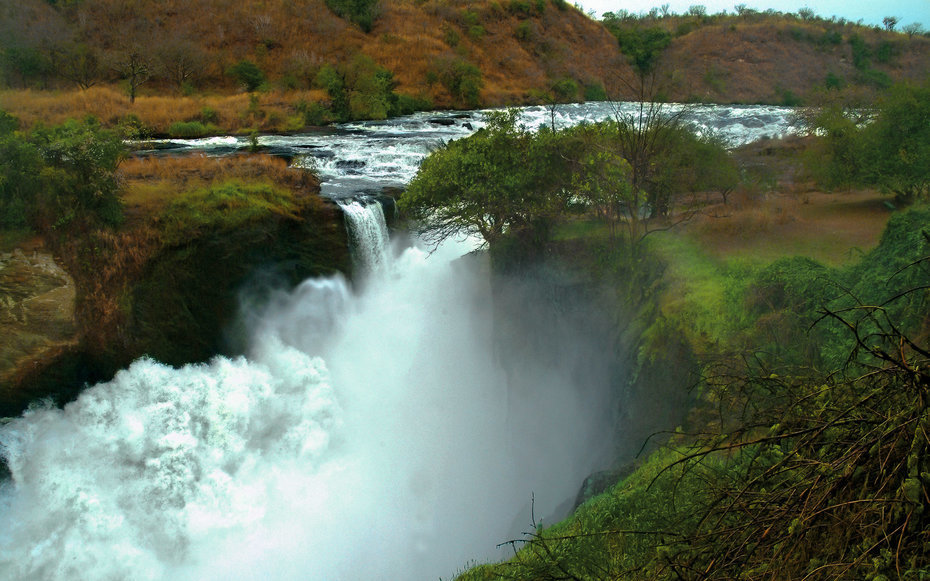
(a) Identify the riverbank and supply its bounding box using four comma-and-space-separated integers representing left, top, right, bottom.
0, 154, 351, 417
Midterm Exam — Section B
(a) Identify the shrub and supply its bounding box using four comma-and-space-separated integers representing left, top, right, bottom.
583, 82, 608, 101
550, 78, 579, 102
431, 56, 483, 107
824, 71, 845, 90
168, 120, 214, 138
226, 60, 265, 92
394, 93, 432, 115
507, 0, 532, 16
296, 100, 333, 126
515, 20, 535, 42
324, 0, 380, 32
30, 117, 125, 229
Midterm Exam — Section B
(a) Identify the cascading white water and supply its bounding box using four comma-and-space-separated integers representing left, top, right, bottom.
337, 198, 391, 275
0, 204, 616, 580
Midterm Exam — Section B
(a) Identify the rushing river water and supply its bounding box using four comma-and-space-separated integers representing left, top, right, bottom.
137, 101, 801, 198
1, 103, 795, 580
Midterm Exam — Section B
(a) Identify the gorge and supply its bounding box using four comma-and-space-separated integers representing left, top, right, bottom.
0, 104, 803, 579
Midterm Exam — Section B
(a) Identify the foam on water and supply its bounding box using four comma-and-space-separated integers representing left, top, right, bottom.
139, 102, 799, 199
0, 225, 612, 579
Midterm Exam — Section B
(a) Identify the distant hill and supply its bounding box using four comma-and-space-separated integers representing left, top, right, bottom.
0, 0, 629, 107
1, 0, 929, 115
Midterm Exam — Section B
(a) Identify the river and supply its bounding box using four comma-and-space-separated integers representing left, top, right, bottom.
136, 101, 801, 198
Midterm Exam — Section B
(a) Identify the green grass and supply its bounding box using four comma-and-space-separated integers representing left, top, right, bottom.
159, 179, 301, 246
646, 232, 760, 353
455, 446, 713, 580
167, 120, 220, 138
0, 229, 35, 252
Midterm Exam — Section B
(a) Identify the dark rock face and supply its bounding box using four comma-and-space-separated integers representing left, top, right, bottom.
0, 204, 351, 417
0, 251, 78, 416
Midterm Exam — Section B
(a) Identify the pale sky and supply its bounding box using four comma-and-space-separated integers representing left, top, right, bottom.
573, 0, 930, 28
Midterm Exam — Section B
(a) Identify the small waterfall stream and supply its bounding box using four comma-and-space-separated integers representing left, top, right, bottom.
337, 198, 392, 275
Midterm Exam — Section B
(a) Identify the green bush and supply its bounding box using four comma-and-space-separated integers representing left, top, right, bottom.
296, 100, 334, 126
394, 93, 432, 115
583, 82, 608, 101
507, 0, 532, 16
200, 107, 219, 125
168, 120, 215, 138
314, 55, 408, 121
514, 20, 535, 42
431, 56, 483, 107
2, 113, 121, 230
0, 122, 43, 228
324, 0, 380, 32
824, 71, 844, 90
226, 60, 265, 92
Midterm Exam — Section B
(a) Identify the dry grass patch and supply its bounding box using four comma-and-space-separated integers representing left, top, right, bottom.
0, 87, 330, 134
687, 189, 892, 266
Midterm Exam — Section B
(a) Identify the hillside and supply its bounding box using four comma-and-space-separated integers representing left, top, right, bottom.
2, 0, 930, 135
0, 0, 628, 107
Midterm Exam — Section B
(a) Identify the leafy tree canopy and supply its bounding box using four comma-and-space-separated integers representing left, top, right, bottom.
400, 110, 576, 250
807, 80, 930, 203
0, 113, 125, 230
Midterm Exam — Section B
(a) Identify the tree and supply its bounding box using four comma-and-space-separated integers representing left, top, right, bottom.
882, 15, 898, 31
344, 54, 397, 120
227, 59, 265, 92
807, 81, 930, 204
565, 124, 638, 242
31, 117, 125, 228
400, 110, 571, 252
797, 7, 815, 21
53, 42, 100, 90
155, 38, 206, 92
109, 48, 150, 104
859, 81, 930, 203
0, 112, 44, 228
429, 55, 483, 108
903, 22, 924, 38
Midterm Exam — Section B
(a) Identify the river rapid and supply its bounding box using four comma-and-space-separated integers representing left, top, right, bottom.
137, 101, 801, 198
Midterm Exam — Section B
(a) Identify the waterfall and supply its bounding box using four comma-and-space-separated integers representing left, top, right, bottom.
337, 198, 391, 275
0, 233, 617, 580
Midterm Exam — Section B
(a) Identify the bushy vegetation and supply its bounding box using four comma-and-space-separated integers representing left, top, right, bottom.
226, 60, 266, 92
313, 53, 427, 122
398, 77, 930, 580
428, 56, 484, 108
806, 80, 930, 204
455, 201, 930, 581
323, 0, 380, 32
0, 111, 124, 231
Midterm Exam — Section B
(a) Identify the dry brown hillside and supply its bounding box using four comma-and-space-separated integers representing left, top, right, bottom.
653, 18, 930, 103
0, 0, 629, 107
2, 0, 930, 134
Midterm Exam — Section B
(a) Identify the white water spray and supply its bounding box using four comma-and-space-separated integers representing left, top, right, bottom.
0, 204, 616, 580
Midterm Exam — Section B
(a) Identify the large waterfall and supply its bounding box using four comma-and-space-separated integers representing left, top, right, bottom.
0, 203, 616, 580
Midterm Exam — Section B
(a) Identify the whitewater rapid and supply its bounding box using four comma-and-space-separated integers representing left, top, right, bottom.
139, 102, 800, 198
0, 207, 614, 580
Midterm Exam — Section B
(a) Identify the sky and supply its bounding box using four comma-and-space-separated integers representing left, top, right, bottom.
573, 0, 930, 28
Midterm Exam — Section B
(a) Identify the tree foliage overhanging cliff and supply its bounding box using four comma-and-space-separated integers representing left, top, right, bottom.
400, 109, 737, 256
